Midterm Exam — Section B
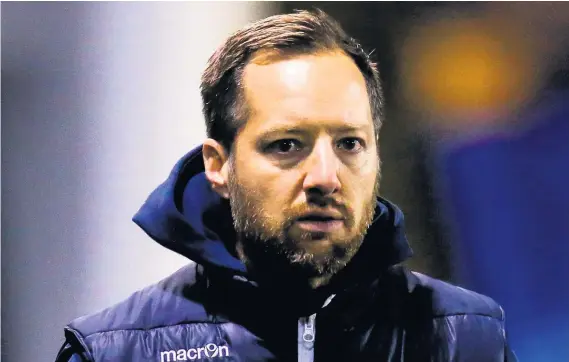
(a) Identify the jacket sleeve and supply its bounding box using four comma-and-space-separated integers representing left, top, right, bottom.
55, 341, 92, 362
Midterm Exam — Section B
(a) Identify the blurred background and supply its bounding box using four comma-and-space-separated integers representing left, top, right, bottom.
2, 2, 568, 361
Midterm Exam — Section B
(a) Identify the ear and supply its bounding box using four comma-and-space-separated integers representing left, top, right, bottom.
202, 138, 231, 199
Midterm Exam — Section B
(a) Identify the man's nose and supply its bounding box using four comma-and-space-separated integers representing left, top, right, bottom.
302, 142, 341, 195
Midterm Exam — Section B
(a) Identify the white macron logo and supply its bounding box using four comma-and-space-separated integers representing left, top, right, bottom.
160, 343, 230, 361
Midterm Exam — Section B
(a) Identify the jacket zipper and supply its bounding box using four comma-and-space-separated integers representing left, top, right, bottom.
297, 294, 335, 362
298, 313, 316, 362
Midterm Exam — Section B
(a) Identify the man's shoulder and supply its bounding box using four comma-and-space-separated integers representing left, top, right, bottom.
389, 268, 513, 360
67, 262, 210, 338
392, 267, 504, 321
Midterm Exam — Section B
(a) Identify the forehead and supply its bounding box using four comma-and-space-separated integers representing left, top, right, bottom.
241, 51, 372, 131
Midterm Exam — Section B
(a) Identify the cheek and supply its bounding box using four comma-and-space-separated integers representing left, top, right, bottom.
346, 169, 378, 214
345, 157, 379, 189
258, 175, 295, 210
235, 163, 294, 212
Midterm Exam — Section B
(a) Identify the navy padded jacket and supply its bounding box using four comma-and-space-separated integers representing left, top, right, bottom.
56, 146, 517, 362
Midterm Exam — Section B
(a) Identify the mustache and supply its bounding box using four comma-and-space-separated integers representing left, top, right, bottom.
306, 193, 345, 208
288, 196, 352, 221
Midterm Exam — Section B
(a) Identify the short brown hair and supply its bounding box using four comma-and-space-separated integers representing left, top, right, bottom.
200, 9, 384, 153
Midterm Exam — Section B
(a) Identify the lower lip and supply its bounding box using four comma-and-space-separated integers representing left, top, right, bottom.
295, 220, 343, 233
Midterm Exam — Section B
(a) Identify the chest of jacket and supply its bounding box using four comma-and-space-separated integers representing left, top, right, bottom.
70, 270, 506, 362
70, 303, 505, 362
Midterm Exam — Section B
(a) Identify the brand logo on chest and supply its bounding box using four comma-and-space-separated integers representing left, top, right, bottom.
160, 343, 230, 361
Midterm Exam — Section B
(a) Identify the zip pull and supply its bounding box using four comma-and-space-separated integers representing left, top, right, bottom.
302, 314, 316, 345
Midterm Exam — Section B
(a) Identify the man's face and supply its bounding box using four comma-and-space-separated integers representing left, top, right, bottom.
228, 51, 380, 277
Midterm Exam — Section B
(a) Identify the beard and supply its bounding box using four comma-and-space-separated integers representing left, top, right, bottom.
227, 158, 380, 283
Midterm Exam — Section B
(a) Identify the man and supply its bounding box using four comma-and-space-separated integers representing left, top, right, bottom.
56, 10, 516, 362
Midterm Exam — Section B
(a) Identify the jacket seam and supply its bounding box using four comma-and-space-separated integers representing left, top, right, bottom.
81, 320, 228, 338
79, 313, 502, 339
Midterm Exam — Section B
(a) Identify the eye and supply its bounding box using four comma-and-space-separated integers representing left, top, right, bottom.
337, 138, 364, 152
265, 139, 303, 154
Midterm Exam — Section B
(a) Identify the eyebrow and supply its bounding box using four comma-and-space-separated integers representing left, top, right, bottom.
257, 123, 369, 138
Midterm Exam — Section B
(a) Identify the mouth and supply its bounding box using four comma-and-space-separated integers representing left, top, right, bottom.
295, 212, 345, 233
